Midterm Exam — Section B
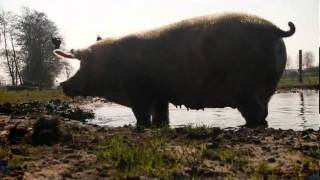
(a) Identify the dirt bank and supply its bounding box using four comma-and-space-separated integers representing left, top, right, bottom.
0, 114, 319, 179
0, 99, 94, 121
277, 84, 319, 92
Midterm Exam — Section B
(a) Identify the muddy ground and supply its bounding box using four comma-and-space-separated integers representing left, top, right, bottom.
0, 101, 319, 179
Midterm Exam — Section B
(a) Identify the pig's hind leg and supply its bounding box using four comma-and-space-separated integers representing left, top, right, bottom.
151, 100, 169, 127
237, 93, 268, 128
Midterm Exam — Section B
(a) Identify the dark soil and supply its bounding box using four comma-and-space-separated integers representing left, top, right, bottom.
0, 113, 319, 179
0, 99, 94, 121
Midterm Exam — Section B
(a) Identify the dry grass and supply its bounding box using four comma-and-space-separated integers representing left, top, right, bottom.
278, 76, 319, 88
0, 89, 70, 103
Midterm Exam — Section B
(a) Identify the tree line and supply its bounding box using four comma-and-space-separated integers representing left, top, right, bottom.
286, 51, 316, 70
0, 7, 69, 88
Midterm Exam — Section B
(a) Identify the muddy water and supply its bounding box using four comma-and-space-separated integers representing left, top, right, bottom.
87, 90, 319, 130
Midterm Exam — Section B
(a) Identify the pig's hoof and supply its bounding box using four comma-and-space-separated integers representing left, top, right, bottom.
245, 120, 268, 128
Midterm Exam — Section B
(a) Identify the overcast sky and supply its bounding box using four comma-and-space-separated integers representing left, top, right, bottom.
0, 0, 319, 82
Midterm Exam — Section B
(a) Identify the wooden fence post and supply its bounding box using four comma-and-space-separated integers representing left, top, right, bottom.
299, 49, 303, 83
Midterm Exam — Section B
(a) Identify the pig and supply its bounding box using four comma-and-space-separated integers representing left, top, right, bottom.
54, 13, 295, 127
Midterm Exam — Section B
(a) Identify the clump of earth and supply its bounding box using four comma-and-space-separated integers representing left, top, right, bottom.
0, 100, 94, 121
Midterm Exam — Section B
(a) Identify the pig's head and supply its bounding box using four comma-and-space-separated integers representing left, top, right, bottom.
54, 48, 104, 97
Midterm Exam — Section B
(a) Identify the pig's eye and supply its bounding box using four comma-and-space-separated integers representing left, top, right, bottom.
80, 60, 91, 70
80, 61, 87, 69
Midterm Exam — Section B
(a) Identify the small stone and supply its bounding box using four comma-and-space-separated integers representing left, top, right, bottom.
302, 135, 309, 140
11, 147, 23, 155
0, 159, 8, 170
262, 146, 268, 151
207, 142, 219, 149
183, 167, 192, 173
302, 163, 309, 172
199, 168, 216, 177
252, 138, 261, 144
235, 137, 243, 142
63, 148, 74, 154
296, 160, 301, 164
8, 126, 28, 144
0, 130, 8, 137
268, 158, 276, 163
223, 133, 232, 140
61, 171, 72, 178
309, 134, 317, 141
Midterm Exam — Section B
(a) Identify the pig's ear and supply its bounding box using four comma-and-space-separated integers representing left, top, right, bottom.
53, 49, 76, 59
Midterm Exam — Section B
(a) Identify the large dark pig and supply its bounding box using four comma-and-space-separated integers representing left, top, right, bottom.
54, 13, 295, 127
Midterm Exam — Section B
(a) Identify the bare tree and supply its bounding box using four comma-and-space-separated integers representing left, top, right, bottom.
303, 51, 315, 69
286, 55, 292, 69
63, 61, 72, 79
0, 75, 5, 86
9, 31, 23, 84
0, 11, 16, 85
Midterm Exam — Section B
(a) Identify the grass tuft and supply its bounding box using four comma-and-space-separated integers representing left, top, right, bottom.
256, 161, 279, 175
0, 146, 24, 171
203, 148, 236, 163
96, 136, 181, 178
203, 147, 248, 168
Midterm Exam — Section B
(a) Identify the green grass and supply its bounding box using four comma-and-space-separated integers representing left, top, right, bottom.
7, 157, 24, 170
256, 161, 279, 176
203, 147, 248, 167
96, 133, 209, 178
278, 76, 319, 88
96, 136, 181, 178
0, 89, 70, 103
96, 126, 256, 178
0, 146, 11, 159
0, 146, 24, 171
203, 148, 237, 162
